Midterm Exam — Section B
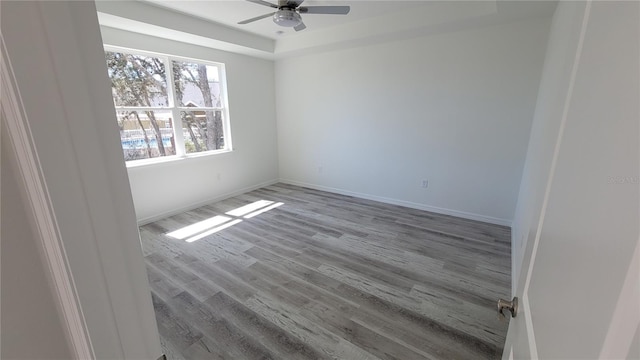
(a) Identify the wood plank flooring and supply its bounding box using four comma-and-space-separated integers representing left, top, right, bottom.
140, 183, 511, 360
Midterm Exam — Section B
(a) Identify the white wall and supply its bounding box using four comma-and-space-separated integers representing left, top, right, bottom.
100, 27, 279, 224
275, 17, 551, 225
1, 121, 72, 360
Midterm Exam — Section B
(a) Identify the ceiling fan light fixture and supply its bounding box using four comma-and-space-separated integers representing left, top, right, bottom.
273, 9, 302, 27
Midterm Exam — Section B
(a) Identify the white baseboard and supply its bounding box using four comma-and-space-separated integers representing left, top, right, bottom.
137, 178, 513, 227
279, 179, 513, 227
136, 179, 279, 225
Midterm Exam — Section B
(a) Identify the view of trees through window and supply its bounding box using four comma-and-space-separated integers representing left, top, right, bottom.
105, 50, 228, 162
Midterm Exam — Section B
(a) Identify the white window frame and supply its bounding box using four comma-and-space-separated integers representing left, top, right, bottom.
104, 46, 233, 166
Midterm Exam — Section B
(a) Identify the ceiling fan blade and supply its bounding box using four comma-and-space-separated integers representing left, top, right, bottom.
298, 6, 350, 15
238, 12, 275, 24
246, 0, 279, 9
294, 21, 306, 31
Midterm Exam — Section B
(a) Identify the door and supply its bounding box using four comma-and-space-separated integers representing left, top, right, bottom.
504, 1, 639, 359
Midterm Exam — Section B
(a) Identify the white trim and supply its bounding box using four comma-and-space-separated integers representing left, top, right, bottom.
114, 106, 224, 111
522, 294, 538, 360
279, 179, 512, 227
217, 62, 233, 152
125, 148, 233, 168
104, 45, 233, 161
105, 44, 230, 73
599, 235, 640, 358
136, 179, 279, 225
165, 58, 186, 157
0, 35, 95, 360
520, 2, 591, 358
138, 177, 512, 227
1, 4, 3, 358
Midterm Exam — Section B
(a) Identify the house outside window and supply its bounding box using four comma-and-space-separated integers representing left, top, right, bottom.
104, 48, 232, 163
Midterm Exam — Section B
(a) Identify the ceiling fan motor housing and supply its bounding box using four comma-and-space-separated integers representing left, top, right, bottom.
273, 9, 302, 27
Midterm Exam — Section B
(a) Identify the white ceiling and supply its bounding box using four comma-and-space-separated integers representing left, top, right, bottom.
96, 1, 557, 59
142, 0, 431, 39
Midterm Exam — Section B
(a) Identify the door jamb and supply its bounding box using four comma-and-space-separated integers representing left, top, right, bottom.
516, 3, 591, 358
0, 34, 95, 359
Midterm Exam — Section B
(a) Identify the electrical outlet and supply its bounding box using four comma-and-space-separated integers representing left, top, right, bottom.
421, 180, 429, 188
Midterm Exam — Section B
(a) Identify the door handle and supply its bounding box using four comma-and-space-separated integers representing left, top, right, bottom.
497, 296, 518, 318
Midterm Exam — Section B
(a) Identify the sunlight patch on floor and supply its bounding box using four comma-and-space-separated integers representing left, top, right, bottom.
244, 202, 284, 218
166, 215, 232, 240
185, 219, 243, 243
226, 200, 274, 217
165, 200, 285, 243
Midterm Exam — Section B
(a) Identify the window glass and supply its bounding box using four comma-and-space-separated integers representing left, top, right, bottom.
172, 61, 221, 107
106, 52, 169, 107
105, 49, 231, 162
181, 110, 225, 153
116, 110, 175, 161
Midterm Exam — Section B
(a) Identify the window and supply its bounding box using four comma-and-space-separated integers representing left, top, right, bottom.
104, 48, 231, 163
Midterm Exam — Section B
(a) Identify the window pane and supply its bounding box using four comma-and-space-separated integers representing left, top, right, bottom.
105, 52, 169, 107
181, 110, 225, 153
172, 61, 221, 107
117, 110, 175, 161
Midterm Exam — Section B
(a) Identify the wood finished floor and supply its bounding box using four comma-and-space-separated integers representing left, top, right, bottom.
140, 183, 511, 360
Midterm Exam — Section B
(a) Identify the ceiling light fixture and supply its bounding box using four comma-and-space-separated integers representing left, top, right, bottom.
272, 9, 302, 27
238, 0, 350, 32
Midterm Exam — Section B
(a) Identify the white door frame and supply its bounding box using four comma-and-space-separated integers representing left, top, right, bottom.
599, 238, 640, 358
511, 2, 640, 357
1, 34, 95, 359
1, 2, 162, 358
517, 2, 592, 357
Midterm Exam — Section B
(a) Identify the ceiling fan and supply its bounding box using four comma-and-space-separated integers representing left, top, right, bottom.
238, 0, 350, 32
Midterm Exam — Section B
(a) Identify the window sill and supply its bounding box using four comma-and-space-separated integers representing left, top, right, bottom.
125, 149, 233, 169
